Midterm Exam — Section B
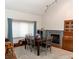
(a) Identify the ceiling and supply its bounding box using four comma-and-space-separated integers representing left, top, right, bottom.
5, 0, 56, 15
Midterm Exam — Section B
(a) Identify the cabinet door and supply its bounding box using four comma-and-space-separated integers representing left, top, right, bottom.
63, 36, 73, 51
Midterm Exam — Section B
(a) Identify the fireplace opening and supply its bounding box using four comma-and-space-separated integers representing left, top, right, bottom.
51, 34, 60, 44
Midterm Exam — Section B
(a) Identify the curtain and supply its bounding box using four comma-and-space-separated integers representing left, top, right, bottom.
34, 21, 36, 37
8, 18, 13, 42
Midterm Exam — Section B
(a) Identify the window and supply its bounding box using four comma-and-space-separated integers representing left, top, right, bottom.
12, 21, 34, 38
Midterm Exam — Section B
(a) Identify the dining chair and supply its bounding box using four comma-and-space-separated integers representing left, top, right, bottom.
40, 36, 52, 55
25, 35, 34, 52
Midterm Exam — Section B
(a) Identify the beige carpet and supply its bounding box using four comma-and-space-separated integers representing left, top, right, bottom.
14, 46, 73, 59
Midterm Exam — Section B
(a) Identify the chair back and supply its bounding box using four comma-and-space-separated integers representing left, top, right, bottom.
25, 34, 34, 45
5, 42, 13, 49
46, 36, 52, 47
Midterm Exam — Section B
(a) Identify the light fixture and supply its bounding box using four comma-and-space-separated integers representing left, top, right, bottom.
45, 0, 57, 12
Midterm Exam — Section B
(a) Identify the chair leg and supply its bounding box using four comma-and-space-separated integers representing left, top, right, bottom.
46, 48, 47, 55
7, 49, 13, 56
11, 48, 13, 56
5, 49, 8, 55
25, 44, 27, 49
30, 45, 32, 52
50, 47, 51, 53
26, 45, 29, 50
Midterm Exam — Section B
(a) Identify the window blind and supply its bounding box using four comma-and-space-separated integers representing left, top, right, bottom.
12, 21, 34, 38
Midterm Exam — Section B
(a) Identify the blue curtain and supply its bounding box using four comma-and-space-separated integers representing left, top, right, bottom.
8, 18, 13, 42
34, 21, 36, 37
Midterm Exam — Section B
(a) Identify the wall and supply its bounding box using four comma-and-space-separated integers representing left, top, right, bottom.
42, 0, 73, 30
5, 0, 73, 37
5, 9, 42, 37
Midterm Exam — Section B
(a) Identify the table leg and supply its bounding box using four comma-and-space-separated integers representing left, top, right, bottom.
37, 46, 40, 56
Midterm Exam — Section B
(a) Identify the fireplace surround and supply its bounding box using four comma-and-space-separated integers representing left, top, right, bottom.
44, 30, 63, 48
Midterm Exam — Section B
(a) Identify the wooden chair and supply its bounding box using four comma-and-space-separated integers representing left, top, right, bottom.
5, 42, 13, 56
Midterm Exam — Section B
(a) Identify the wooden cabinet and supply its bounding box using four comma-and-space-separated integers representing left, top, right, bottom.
62, 20, 73, 51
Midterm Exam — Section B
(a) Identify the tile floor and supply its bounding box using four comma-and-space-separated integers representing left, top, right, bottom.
14, 46, 72, 59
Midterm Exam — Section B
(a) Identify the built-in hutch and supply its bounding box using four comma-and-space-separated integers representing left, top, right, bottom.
62, 20, 73, 51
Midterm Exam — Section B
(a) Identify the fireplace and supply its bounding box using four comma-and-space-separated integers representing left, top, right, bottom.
51, 34, 60, 44
44, 30, 63, 47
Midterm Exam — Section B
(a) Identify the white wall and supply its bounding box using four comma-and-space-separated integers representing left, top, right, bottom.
5, 9, 42, 37
42, 0, 73, 30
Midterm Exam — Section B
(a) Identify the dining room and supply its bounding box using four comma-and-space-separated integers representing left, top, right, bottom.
5, 0, 73, 59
